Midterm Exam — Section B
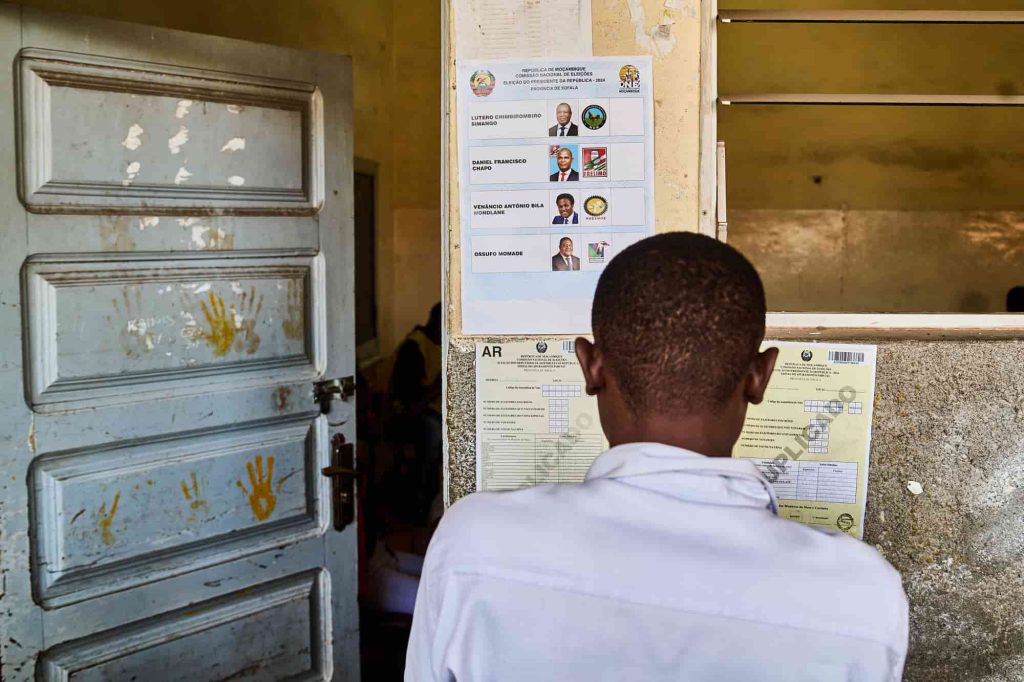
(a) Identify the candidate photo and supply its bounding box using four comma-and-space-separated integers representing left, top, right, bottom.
552, 193, 579, 224
552, 236, 581, 271
549, 102, 579, 137
549, 146, 580, 182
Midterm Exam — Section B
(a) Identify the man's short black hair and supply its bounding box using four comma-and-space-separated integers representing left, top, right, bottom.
560, 237, 573, 246
556, 193, 575, 206
592, 232, 766, 416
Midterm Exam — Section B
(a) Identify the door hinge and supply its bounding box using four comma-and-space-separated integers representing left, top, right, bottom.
321, 433, 356, 531
313, 376, 355, 414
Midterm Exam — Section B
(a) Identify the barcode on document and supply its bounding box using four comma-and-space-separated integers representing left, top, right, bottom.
828, 350, 865, 364
561, 340, 576, 353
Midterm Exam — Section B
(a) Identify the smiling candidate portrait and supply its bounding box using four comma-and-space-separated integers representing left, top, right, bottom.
552, 194, 579, 225
549, 102, 579, 137
550, 148, 579, 182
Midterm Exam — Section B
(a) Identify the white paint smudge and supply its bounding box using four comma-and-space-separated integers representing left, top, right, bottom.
220, 137, 246, 152
177, 218, 202, 227
123, 161, 142, 186
168, 127, 190, 154
174, 167, 192, 185
227, 176, 246, 186
232, 310, 244, 329
121, 124, 144, 151
126, 318, 151, 334
231, 282, 244, 295
191, 225, 211, 248
138, 217, 160, 231
175, 99, 194, 119
192, 283, 212, 294
907, 481, 924, 495
226, 104, 242, 114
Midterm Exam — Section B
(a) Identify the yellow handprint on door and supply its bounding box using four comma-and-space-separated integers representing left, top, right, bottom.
199, 291, 236, 356
180, 472, 209, 523
97, 492, 121, 546
237, 455, 277, 522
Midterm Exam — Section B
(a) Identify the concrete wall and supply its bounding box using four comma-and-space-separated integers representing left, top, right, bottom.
444, 1, 1024, 680
13, 0, 443, 354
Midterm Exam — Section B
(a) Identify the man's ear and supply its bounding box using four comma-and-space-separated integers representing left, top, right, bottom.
744, 346, 779, 405
575, 337, 606, 396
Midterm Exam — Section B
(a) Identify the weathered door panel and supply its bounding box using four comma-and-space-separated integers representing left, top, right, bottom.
0, 4, 357, 680
38, 570, 332, 682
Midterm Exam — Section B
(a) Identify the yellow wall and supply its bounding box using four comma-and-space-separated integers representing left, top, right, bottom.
717, 5, 1024, 312
14, 0, 442, 353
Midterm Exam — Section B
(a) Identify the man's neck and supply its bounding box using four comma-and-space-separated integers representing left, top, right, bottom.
607, 413, 737, 458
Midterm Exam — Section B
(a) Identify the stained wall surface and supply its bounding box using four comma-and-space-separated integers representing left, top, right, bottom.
445, 1, 1024, 681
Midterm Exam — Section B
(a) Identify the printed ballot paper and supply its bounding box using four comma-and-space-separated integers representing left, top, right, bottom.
475, 339, 878, 540
476, 341, 606, 491
733, 342, 878, 538
457, 58, 655, 334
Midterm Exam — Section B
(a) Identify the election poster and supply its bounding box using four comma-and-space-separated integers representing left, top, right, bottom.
456, 58, 655, 334
476, 340, 606, 491
733, 342, 878, 539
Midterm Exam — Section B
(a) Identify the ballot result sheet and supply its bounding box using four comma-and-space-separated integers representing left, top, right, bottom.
733, 342, 878, 538
476, 341, 607, 491
456, 58, 655, 334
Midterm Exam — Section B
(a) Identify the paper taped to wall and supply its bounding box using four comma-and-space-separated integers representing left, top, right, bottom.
733, 341, 878, 539
476, 340, 607, 491
454, 0, 593, 60
457, 57, 655, 334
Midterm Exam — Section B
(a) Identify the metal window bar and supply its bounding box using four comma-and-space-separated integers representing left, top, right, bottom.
719, 10, 1024, 24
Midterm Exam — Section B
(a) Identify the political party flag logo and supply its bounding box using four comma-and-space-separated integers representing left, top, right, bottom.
581, 104, 607, 130
582, 147, 608, 178
588, 241, 610, 264
469, 70, 496, 97
619, 64, 641, 90
549, 145, 564, 157
584, 195, 608, 217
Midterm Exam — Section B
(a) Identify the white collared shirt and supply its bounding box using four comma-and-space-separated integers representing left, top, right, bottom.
405, 443, 908, 682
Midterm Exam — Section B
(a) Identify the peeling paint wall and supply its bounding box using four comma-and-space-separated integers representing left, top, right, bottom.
13, 0, 443, 353
444, 2, 1024, 681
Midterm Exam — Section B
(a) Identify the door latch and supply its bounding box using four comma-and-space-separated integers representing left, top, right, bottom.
321, 433, 355, 531
313, 376, 355, 414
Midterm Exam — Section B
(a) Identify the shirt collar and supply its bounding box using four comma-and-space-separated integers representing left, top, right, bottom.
585, 442, 778, 513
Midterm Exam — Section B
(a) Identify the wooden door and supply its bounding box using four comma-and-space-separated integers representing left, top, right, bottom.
0, 5, 358, 680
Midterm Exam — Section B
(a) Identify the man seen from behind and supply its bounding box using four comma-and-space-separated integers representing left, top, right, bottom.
406, 233, 908, 681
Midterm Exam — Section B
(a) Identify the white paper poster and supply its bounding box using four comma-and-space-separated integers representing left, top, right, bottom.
454, 0, 593, 61
457, 58, 655, 334
476, 340, 607, 491
733, 342, 878, 539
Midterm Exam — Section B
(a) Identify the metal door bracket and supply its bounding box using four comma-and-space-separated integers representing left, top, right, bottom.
313, 376, 355, 414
